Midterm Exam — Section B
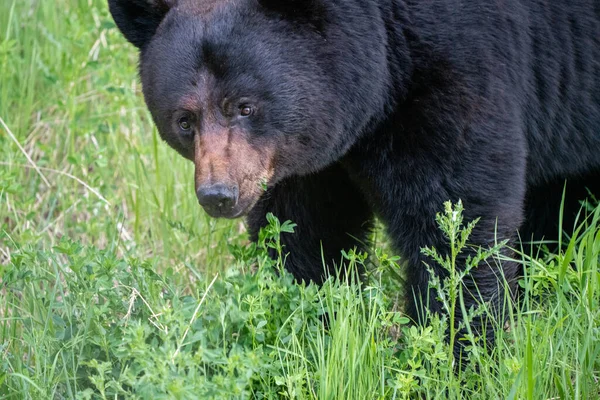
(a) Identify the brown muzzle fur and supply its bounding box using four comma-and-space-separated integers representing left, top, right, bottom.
193, 123, 275, 218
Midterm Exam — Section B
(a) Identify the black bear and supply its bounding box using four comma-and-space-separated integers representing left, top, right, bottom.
108, 0, 600, 349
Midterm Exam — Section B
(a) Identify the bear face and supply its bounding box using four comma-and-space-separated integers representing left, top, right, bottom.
109, 0, 392, 218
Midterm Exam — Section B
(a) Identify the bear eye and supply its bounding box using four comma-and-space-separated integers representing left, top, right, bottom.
178, 116, 192, 132
239, 105, 254, 117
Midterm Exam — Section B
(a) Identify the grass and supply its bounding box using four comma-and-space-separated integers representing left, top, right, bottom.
0, 0, 599, 398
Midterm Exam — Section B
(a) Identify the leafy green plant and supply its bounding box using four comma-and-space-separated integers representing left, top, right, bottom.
421, 200, 507, 368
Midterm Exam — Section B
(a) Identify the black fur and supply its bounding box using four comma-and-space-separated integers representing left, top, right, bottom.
248, 163, 374, 283
108, 0, 600, 353
108, 0, 172, 49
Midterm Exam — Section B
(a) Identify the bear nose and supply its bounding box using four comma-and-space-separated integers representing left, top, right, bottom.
196, 184, 239, 215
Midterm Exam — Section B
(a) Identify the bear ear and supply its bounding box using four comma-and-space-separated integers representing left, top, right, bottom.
108, 0, 176, 49
258, 0, 327, 31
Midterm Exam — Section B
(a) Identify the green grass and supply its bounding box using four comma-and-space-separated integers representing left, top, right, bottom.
1, 1, 599, 398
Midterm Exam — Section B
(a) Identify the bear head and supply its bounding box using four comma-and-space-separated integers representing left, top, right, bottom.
109, 0, 391, 218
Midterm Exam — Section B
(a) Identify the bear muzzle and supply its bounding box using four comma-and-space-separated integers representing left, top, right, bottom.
196, 183, 239, 218
192, 127, 275, 219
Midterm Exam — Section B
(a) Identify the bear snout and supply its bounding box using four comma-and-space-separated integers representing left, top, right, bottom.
196, 183, 240, 218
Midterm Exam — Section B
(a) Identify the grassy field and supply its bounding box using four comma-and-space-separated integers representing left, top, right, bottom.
1, 0, 599, 398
